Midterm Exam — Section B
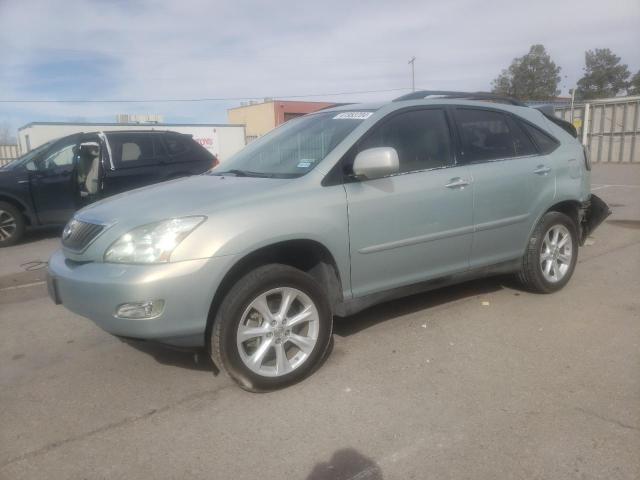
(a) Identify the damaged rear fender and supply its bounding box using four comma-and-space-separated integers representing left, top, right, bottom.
579, 194, 611, 245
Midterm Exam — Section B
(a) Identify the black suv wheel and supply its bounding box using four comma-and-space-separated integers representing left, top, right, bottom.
0, 201, 25, 247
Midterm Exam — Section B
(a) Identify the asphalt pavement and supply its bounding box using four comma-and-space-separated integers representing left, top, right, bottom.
1, 164, 639, 480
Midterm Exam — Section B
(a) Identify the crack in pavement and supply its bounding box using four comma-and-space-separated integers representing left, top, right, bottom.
573, 406, 640, 432
0, 384, 235, 470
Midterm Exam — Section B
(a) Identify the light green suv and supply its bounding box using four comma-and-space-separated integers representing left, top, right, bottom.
48, 91, 610, 391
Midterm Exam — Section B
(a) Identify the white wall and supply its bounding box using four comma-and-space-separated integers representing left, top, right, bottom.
18, 123, 246, 162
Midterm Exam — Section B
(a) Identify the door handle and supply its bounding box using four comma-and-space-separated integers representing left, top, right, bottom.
533, 165, 551, 175
444, 177, 470, 189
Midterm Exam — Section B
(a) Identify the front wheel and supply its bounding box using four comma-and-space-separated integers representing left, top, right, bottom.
0, 201, 25, 247
210, 264, 333, 392
517, 211, 578, 293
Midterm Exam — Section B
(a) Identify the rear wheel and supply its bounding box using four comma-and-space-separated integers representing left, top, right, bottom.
517, 211, 578, 293
210, 264, 333, 392
0, 201, 25, 247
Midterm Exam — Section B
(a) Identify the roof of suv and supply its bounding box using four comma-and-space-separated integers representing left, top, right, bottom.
320, 91, 578, 138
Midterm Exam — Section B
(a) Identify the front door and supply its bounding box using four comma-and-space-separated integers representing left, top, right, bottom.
28, 137, 79, 224
343, 108, 474, 297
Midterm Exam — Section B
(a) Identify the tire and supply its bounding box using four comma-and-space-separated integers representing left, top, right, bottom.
517, 211, 579, 293
210, 264, 333, 392
0, 201, 25, 247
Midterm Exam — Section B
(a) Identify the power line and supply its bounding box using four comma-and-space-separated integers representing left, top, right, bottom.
0, 87, 410, 104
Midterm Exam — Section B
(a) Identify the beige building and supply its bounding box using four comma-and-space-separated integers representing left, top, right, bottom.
228, 99, 335, 140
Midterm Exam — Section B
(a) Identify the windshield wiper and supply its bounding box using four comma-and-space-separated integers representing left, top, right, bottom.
212, 169, 274, 178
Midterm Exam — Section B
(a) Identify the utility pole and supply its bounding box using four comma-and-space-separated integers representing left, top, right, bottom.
408, 56, 416, 92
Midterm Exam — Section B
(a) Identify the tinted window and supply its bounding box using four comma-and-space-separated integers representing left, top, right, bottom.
520, 121, 559, 154
506, 117, 537, 156
163, 134, 192, 155
455, 109, 517, 162
358, 109, 452, 173
109, 134, 156, 167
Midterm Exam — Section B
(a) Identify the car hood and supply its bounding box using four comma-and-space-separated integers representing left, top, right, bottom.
76, 174, 293, 226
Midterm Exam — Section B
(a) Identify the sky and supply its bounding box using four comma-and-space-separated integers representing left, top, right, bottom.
1, 0, 639, 138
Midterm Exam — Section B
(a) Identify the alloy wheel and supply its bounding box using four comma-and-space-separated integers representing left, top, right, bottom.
236, 287, 320, 377
540, 224, 573, 283
0, 209, 17, 242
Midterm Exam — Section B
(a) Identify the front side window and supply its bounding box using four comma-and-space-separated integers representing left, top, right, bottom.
212, 111, 371, 178
356, 109, 453, 173
455, 108, 518, 162
24, 139, 76, 171
42, 144, 75, 169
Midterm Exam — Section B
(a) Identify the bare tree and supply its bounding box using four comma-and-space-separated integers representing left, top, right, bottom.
0, 121, 17, 145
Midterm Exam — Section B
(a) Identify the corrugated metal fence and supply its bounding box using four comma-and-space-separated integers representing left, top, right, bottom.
0, 144, 20, 166
555, 96, 640, 163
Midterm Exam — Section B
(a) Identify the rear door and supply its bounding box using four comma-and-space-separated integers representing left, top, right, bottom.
101, 132, 166, 196
28, 135, 80, 224
344, 107, 474, 297
453, 107, 556, 268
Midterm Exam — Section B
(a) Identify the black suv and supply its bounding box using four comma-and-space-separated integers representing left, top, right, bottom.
0, 130, 218, 246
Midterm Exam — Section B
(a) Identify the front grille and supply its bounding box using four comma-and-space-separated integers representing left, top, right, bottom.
62, 219, 105, 251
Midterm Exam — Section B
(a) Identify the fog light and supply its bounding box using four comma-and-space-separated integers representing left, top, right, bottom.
115, 300, 165, 319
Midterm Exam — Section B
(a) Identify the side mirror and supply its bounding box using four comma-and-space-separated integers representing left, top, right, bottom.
352, 147, 399, 180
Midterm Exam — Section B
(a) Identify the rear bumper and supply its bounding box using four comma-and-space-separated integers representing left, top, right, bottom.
47, 250, 237, 347
579, 194, 611, 245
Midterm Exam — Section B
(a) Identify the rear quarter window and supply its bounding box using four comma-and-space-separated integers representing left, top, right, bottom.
161, 134, 213, 163
519, 121, 560, 155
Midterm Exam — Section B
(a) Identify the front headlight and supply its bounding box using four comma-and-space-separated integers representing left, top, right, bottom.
104, 216, 205, 264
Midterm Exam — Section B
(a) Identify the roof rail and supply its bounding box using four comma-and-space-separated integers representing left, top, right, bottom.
393, 90, 527, 107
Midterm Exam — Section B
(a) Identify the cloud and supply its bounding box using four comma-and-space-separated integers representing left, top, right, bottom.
0, 0, 638, 134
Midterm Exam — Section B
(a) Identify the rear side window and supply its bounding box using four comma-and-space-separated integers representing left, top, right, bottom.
519, 121, 560, 154
455, 108, 517, 162
357, 108, 453, 173
163, 134, 193, 156
109, 133, 157, 167
506, 117, 537, 156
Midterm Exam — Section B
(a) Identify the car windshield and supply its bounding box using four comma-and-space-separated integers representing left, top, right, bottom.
0, 141, 54, 170
210, 110, 372, 178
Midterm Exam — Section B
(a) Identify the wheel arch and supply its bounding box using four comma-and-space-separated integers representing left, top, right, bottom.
205, 238, 344, 344
520, 199, 582, 257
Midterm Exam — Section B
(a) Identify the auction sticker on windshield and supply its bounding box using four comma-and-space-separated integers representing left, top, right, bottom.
333, 112, 373, 120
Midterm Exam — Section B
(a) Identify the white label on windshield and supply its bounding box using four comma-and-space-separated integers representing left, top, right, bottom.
333, 112, 373, 120
297, 161, 313, 168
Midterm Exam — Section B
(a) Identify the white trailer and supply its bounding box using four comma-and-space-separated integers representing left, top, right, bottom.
17, 122, 246, 162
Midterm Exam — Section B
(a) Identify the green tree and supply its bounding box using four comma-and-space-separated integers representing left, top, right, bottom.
491, 44, 561, 100
575, 48, 630, 100
629, 71, 640, 96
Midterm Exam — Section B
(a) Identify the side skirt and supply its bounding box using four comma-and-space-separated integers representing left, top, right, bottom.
333, 259, 521, 317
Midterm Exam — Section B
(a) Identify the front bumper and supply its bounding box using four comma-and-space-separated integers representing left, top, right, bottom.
47, 250, 237, 347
